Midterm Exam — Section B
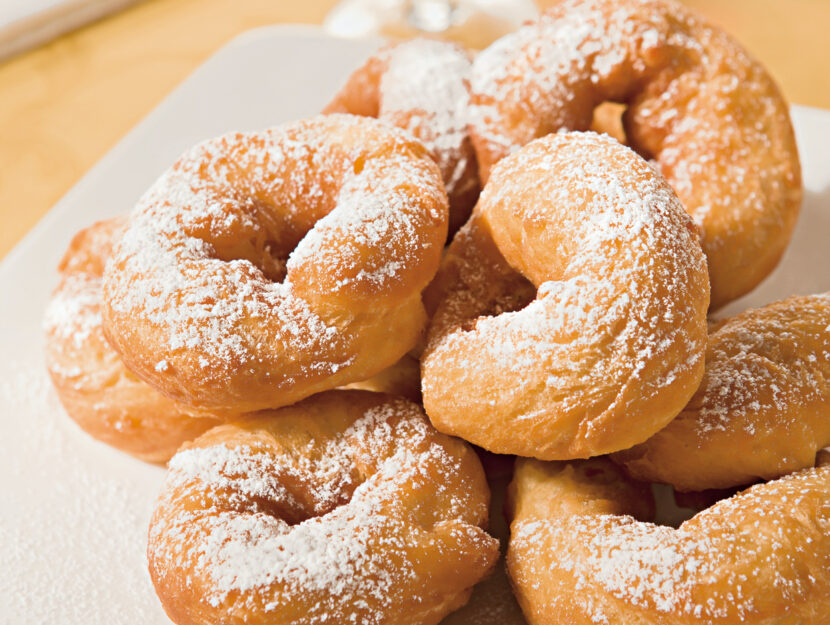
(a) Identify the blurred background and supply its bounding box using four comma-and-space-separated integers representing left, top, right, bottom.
1, 0, 828, 258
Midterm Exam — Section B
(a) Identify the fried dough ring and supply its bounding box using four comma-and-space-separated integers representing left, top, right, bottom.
44, 218, 222, 463
422, 132, 709, 459
325, 38, 479, 237
148, 390, 498, 625
469, 0, 802, 308
614, 292, 830, 491
507, 456, 830, 624
102, 115, 448, 413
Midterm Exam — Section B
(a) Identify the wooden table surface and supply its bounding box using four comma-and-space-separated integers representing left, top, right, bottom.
1, 0, 828, 258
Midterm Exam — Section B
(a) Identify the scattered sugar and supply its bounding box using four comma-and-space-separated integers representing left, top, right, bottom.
0, 358, 166, 623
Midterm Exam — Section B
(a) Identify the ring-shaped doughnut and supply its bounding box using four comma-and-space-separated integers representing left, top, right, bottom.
147, 390, 498, 625
614, 292, 830, 491
44, 218, 222, 463
422, 131, 709, 459
469, 0, 802, 308
102, 115, 448, 413
507, 456, 830, 624
325, 38, 479, 237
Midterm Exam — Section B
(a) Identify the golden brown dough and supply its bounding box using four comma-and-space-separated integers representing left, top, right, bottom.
344, 353, 422, 403
422, 131, 709, 459
469, 0, 802, 308
148, 391, 498, 625
325, 38, 479, 237
441, 452, 527, 625
44, 218, 221, 463
614, 293, 830, 491
507, 456, 830, 624
102, 115, 448, 413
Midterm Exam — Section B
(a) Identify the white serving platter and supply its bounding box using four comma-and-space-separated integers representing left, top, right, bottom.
0, 25, 828, 624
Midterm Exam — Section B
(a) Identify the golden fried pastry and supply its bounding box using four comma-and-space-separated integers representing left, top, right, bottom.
102, 115, 448, 413
148, 391, 498, 625
44, 218, 221, 463
469, 0, 802, 308
614, 292, 830, 491
507, 456, 830, 624
442, 452, 527, 625
345, 353, 422, 403
422, 132, 709, 460
325, 38, 479, 236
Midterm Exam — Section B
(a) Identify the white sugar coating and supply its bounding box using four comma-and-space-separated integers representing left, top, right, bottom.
378, 39, 475, 195
150, 399, 486, 620
164, 402, 423, 519
286, 158, 439, 291
108, 166, 346, 376
515, 517, 713, 617
469, 0, 696, 157
424, 132, 707, 443
512, 466, 830, 622
612, 293, 830, 491
468, 0, 801, 308
191, 509, 405, 609
638, 21, 796, 251
106, 139, 338, 369
104, 116, 445, 391
695, 293, 830, 434
43, 274, 102, 352
42, 274, 105, 383
169, 444, 301, 512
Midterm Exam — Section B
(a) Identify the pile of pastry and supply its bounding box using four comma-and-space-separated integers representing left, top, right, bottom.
44, 0, 829, 623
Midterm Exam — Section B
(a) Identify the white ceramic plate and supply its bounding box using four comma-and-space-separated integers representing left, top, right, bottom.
1, 26, 828, 623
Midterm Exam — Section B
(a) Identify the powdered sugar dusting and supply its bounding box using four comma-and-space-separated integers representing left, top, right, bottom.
469, 0, 692, 165
697, 293, 830, 432
615, 292, 830, 490
150, 397, 493, 621
44, 274, 102, 353
103, 116, 446, 404
286, 158, 439, 291
469, 0, 801, 305
106, 157, 345, 376
511, 465, 830, 622
378, 39, 475, 196
423, 132, 707, 457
